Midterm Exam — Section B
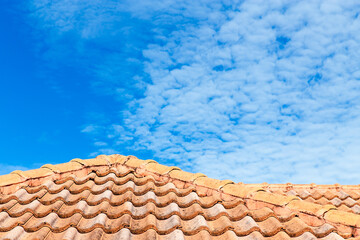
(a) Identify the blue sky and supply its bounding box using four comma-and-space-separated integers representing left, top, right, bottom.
1, 0, 360, 184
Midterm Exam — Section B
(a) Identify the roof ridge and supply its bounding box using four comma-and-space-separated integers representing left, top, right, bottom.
247, 182, 360, 190
0, 154, 360, 229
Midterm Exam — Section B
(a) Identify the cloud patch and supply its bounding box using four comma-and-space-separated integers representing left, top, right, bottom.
29, 0, 360, 184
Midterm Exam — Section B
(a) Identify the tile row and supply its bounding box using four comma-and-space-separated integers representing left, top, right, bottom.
0, 212, 339, 237
0, 178, 249, 207
22, 178, 196, 197
0, 227, 346, 240
0, 186, 242, 208
20, 173, 176, 194
280, 190, 360, 214
280, 189, 360, 201
2, 200, 248, 220
1, 198, 303, 223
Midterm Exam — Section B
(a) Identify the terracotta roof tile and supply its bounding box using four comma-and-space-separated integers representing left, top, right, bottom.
125, 156, 157, 168
221, 183, 263, 198
286, 199, 335, 216
193, 176, 234, 190
253, 191, 299, 206
254, 184, 360, 215
144, 162, 180, 175
168, 169, 206, 182
11, 168, 53, 180
41, 162, 83, 173
70, 157, 108, 167
0, 154, 358, 239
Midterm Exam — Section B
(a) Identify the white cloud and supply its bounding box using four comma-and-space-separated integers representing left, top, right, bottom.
0, 164, 30, 176
29, 0, 360, 184
94, 141, 108, 147
81, 125, 101, 134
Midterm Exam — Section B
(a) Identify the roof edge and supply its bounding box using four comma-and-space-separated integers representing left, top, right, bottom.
0, 154, 359, 229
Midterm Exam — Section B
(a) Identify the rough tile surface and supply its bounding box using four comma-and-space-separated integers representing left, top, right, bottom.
251, 183, 360, 215
0, 154, 358, 239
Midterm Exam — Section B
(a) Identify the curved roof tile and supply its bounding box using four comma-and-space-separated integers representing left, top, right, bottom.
0, 154, 359, 239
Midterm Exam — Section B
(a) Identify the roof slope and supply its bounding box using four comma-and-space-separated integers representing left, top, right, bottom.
0, 154, 360, 239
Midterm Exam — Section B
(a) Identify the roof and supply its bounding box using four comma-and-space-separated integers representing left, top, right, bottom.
0, 154, 360, 239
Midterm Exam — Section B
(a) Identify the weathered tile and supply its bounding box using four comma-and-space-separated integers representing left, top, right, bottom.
0, 154, 359, 239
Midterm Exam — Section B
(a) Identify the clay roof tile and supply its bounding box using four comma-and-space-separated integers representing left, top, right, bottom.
0, 154, 359, 239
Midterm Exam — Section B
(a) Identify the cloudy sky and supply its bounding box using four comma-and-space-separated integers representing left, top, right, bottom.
1, 0, 360, 184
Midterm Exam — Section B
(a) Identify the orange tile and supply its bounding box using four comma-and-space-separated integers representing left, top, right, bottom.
286, 200, 335, 217
145, 162, 180, 175
348, 190, 360, 200
250, 207, 275, 221
104, 154, 129, 164
253, 191, 298, 206
297, 212, 325, 227
324, 209, 360, 227
323, 190, 337, 200
193, 177, 233, 190
41, 161, 83, 173
338, 204, 354, 213
1, 154, 360, 239
168, 169, 206, 182
24, 212, 82, 232
221, 184, 262, 198
0, 174, 22, 187
0, 212, 33, 232
11, 168, 53, 180
343, 197, 357, 207
125, 157, 156, 168
257, 216, 282, 236
312, 223, 336, 238
272, 206, 297, 221
70, 157, 109, 166
266, 231, 292, 240
282, 217, 311, 237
